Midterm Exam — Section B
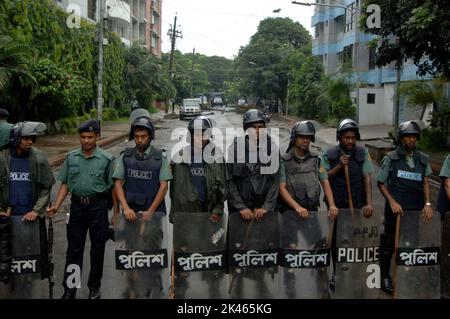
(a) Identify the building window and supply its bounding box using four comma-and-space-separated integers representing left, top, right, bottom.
345, 3, 355, 32
151, 34, 158, 49
369, 46, 377, 70
367, 93, 376, 104
340, 45, 353, 66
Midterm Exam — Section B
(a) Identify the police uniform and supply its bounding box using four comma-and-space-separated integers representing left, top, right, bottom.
0, 109, 13, 150
58, 120, 115, 296
227, 110, 280, 299
321, 146, 374, 209
377, 145, 432, 287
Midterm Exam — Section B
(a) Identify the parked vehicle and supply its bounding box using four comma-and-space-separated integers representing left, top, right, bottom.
180, 98, 201, 120
212, 97, 224, 107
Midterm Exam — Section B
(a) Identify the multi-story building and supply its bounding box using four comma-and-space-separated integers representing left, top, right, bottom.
311, 0, 434, 125
55, 0, 162, 57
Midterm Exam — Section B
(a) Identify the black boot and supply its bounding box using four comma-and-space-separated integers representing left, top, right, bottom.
381, 277, 393, 295
380, 234, 394, 295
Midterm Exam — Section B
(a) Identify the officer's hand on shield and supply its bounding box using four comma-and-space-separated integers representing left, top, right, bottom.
239, 208, 254, 221
295, 205, 309, 219
254, 208, 268, 222
123, 207, 138, 222
46, 205, 58, 218
362, 204, 374, 218
111, 212, 119, 226
328, 205, 339, 220
22, 210, 38, 222
0, 207, 11, 218
142, 209, 155, 222
389, 200, 403, 215
421, 205, 433, 223
210, 213, 221, 223
340, 154, 350, 167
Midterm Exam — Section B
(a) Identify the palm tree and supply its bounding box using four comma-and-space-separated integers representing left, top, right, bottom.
0, 34, 35, 93
398, 77, 449, 121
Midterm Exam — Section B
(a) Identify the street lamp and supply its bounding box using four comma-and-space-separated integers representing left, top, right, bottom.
292, 1, 361, 123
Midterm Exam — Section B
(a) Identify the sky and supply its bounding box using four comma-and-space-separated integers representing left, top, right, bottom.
161, 0, 314, 59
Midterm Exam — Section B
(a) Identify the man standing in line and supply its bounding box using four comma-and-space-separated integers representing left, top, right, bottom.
48, 120, 115, 299
377, 120, 433, 295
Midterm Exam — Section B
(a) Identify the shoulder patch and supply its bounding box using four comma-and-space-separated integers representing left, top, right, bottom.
281, 152, 293, 161
99, 149, 114, 161
418, 151, 429, 165
386, 150, 399, 161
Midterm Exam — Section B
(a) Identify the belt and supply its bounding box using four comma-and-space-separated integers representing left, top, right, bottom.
72, 193, 108, 205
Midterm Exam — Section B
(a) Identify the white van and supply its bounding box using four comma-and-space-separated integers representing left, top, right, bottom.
180, 98, 201, 120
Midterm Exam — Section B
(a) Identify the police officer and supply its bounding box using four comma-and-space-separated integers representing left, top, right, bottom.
227, 109, 280, 220
0, 109, 13, 150
321, 119, 375, 288
113, 116, 171, 298
0, 122, 54, 285
227, 109, 280, 298
279, 121, 339, 218
47, 120, 115, 299
170, 115, 227, 298
377, 120, 433, 295
114, 116, 171, 223
170, 115, 226, 223
279, 121, 338, 298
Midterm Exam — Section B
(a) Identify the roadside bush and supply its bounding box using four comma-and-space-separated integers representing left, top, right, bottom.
89, 107, 119, 121
55, 114, 90, 134
417, 127, 449, 153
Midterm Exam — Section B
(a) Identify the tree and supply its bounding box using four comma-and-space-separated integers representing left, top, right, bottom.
0, 35, 35, 95
235, 17, 312, 106
124, 45, 164, 109
361, 0, 450, 79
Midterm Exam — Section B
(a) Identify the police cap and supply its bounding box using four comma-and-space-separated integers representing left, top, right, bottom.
78, 120, 100, 134
0, 108, 9, 117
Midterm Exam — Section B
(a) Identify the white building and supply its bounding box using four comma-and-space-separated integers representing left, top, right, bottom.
311, 0, 438, 126
55, 0, 162, 57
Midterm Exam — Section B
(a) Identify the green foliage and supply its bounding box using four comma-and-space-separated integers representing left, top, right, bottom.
30, 58, 91, 121
361, 0, 450, 79
124, 45, 167, 108
57, 114, 90, 134
89, 107, 119, 121
234, 17, 312, 107
417, 127, 450, 153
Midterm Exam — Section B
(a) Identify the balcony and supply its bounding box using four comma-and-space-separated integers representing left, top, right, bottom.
106, 0, 131, 23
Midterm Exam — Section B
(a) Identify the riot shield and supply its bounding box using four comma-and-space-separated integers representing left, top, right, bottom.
442, 212, 450, 299
278, 211, 331, 299
7, 216, 46, 299
227, 212, 280, 299
334, 209, 381, 299
108, 212, 169, 299
173, 212, 227, 299
394, 211, 440, 299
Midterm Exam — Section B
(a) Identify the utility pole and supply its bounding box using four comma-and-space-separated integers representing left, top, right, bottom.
97, 0, 106, 130
167, 14, 183, 113
190, 48, 195, 97
285, 78, 290, 117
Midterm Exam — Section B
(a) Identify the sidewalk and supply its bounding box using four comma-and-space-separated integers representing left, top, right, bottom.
35, 110, 166, 168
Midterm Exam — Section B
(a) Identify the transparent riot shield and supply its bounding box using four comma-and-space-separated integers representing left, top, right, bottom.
108, 212, 169, 299
394, 211, 441, 299
227, 212, 279, 299
442, 212, 450, 299
334, 209, 381, 299
7, 216, 46, 299
278, 211, 331, 299
173, 212, 227, 299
